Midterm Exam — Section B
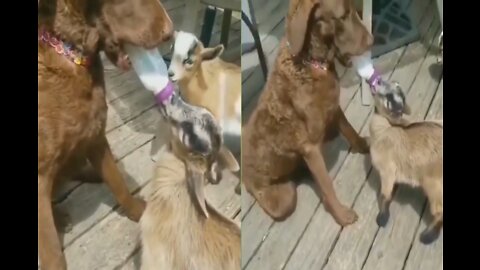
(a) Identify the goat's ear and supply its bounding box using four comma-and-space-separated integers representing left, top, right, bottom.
218, 145, 240, 172
286, 0, 317, 56
186, 165, 209, 218
201, 44, 224, 61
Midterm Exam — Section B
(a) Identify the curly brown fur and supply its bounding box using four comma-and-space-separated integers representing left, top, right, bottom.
242, 0, 373, 226
38, 1, 173, 269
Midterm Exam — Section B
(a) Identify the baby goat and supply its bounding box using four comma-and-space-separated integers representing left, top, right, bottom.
141, 94, 240, 270
167, 31, 241, 144
369, 82, 443, 244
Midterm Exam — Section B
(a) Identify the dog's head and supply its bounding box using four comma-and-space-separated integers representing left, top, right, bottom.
167, 31, 224, 82
39, 0, 173, 69
286, 0, 373, 65
373, 80, 411, 123
165, 94, 239, 218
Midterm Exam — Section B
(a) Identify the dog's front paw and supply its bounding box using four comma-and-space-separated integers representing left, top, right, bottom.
351, 137, 370, 154
125, 198, 146, 222
329, 204, 358, 226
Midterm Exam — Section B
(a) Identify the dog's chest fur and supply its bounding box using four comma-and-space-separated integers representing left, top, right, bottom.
38, 45, 108, 173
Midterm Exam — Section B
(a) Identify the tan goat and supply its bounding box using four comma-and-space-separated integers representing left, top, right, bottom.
167, 31, 241, 148
369, 81, 443, 245
141, 94, 240, 270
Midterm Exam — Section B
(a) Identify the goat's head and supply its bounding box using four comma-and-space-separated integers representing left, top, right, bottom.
167, 31, 224, 82
373, 80, 412, 124
164, 93, 239, 218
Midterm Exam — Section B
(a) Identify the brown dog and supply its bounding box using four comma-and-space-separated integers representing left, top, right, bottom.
38, 0, 172, 269
242, 0, 373, 226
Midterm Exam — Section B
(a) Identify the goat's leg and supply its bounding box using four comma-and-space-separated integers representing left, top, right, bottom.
88, 135, 145, 222
39, 174, 67, 270
376, 170, 396, 227
420, 179, 443, 244
302, 143, 358, 226
337, 108, 369, 154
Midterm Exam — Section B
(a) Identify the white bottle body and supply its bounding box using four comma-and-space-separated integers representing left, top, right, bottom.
352, 51, 375, 80
124, 44, 169, 95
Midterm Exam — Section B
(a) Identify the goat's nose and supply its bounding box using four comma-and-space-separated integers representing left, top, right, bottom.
168, 70, 174, 77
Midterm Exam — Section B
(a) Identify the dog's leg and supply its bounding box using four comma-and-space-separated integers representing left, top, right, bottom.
72, 159, 103, 183
420, 178, 443, 244
243, 168, 297, 220
38, 175, 67, 270
376, 170, 395, 227
88, 135, 145, 222
250, 180, 297, 221
337, 108, 369, 153
302, 144, 358, 226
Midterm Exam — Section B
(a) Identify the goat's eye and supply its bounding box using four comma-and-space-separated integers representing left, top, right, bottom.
184, 58, 193, 65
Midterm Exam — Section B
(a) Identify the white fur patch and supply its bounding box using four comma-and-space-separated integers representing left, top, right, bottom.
393, 93, 403, 104
169, 31, 199, 81
174, 31, 198, 59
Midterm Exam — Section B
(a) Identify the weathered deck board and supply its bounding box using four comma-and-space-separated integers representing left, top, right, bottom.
241, 0, 442, 269
403, 79, 443, 270
42, 2, 241, 269
315, 23, 441, 270
361, 29, 442, 270
284, 1, 439, 267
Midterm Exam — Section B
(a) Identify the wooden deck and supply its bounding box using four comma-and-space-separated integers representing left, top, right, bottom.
43, 1, 241, 269
241, 0, 443, 270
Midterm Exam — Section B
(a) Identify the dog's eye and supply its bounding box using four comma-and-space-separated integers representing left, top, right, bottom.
184, 58, 193, 65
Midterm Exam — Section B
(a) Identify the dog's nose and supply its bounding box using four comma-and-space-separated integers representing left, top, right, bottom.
168, 70, 174, 78
162, 30, 173, 42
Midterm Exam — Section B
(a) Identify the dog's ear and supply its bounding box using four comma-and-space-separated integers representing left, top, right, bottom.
186, 164, 209, 218
201, 44, 224, 61
286, 0, 318, 56
218, 145, 239, 172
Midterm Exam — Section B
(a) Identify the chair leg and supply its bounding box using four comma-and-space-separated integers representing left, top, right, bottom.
220, 9, 232, 48
200, 6, 217, 47
242, 11, 268, 80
